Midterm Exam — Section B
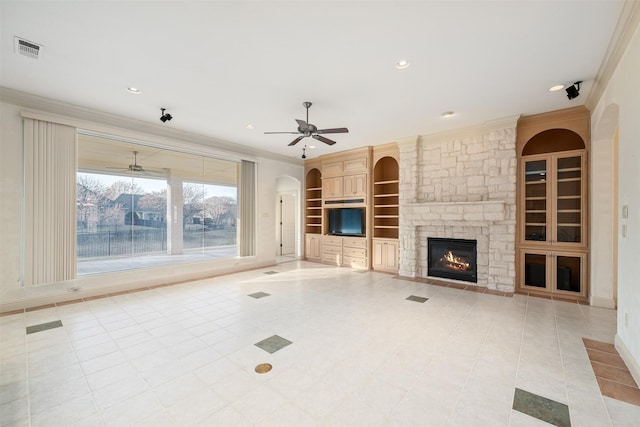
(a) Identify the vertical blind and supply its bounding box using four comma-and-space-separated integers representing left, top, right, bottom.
239, 160, 256, 256
23, 119, 77, 285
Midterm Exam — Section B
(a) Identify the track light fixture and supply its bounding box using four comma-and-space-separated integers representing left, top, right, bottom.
565, 81, 582, 100
160, 108, 172, 123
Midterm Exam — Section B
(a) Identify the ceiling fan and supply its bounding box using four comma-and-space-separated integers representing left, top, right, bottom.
265, 102, 349, 146
107, 151, 165, 176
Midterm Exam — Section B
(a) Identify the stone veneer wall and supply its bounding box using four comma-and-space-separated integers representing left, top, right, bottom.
398, 123, 517, 291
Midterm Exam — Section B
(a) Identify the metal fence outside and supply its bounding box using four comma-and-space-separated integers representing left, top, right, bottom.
77, 227, 236, 258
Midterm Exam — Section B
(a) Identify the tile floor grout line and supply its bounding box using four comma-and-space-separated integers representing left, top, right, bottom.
577, 304, 619, 425
450, 293, 509, 423
23, 311, 33, 427
508, 294, 530, 426
552, 295, 580, 427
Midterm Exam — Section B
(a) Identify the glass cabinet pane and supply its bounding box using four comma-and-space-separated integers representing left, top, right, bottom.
524, 253, 546, 288
556, 255, 581, 293
556, 156, 582, 243
524, 160, 547, 241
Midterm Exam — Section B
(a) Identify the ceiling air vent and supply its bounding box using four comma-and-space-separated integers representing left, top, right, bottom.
14, 37, 42, 59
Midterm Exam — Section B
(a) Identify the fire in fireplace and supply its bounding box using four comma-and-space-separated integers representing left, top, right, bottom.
428, 238, 478, 283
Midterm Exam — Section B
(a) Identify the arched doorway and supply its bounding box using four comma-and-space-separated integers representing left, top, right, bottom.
591, 104, 619, 308
275, 176, 301, 260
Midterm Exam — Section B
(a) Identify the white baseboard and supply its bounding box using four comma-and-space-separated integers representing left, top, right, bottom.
615, 334, 640, 386
590, 296, 616, 309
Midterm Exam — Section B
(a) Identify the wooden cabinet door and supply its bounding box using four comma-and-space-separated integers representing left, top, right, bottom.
323, 177, 343, 198
305, 234, 322, 260
343, 174, 367, 198
518, 248, 587, 298
384, 240, 399, 270
373, 239, 398, 272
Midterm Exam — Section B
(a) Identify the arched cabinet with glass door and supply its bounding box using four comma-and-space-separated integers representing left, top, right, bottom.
517, 111, 589, 301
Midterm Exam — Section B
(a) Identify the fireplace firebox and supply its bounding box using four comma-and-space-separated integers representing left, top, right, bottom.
428, 238, 478, 283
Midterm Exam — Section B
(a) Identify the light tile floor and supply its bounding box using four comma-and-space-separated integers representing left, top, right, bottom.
1, 261, 639, 426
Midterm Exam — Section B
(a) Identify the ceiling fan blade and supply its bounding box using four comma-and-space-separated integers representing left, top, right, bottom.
312, 135, 337, 146
264, 131, 301, 134
288, 136, 305, 146
295, 119, 309, 131
316, 127, 349, 134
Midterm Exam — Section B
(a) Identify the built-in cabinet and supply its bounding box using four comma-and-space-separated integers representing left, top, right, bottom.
516, 107, 589, 301
303, 144, 400, 273
320, 148, 370, 268
372, 238, 399, 272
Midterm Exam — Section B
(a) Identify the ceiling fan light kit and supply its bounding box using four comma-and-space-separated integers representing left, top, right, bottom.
265, 101, 349, 148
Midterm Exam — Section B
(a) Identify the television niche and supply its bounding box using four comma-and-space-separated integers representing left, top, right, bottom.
327, 208, 365, 237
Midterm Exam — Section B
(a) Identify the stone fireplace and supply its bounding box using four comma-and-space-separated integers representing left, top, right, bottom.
397, 121, 517, 292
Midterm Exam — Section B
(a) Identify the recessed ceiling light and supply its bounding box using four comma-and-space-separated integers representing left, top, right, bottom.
126, 87, 141, 94
441, 111, 455, 118
309, 145, 316, 149
395, 59, 410, 69
548, 84, 565, 92
246, 124, 255, 130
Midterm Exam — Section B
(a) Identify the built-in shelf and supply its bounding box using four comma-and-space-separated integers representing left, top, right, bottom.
305, 168, 322, 235
373, 156, 399, 239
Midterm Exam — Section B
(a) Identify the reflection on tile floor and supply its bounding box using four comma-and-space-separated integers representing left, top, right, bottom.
513, 387, 571, 427
254, 335, 293, 354
1, 261, 639, 426
248, 291, 271, 299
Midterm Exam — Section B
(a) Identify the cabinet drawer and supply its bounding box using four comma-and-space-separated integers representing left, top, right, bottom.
342, 237, 367, 248
343, 247, 366, 258
343, 256, 368, 269
322, 253, 341, 264
323, 235, 343, 246
323, 245, 342, 255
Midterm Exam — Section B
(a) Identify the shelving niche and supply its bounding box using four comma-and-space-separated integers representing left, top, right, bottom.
371, 144, 400, 273
305, 168, 322, 234
304, 166, 322, 261
373, 156, 399, 239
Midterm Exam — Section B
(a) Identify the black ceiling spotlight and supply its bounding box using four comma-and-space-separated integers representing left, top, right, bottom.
566, 81, 582, 100
160, 108, 172, 123
301, 146, 307, 159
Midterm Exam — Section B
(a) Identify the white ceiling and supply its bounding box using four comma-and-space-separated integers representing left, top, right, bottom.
0, 1, 625, 160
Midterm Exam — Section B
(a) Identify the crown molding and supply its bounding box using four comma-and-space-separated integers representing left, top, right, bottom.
0, 86, 303, 165
586, 0, 640, 110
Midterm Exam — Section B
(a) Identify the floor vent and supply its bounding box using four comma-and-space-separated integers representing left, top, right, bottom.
15, 37, 42, 59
